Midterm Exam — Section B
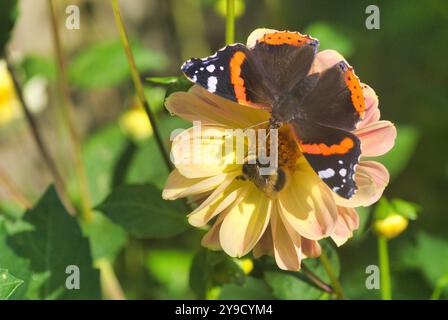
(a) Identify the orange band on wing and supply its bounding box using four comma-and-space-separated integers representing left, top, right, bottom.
259, 31, 315, 47
230, 51, 248, 104
300, 137, 354, 156
343, 67, 366, 118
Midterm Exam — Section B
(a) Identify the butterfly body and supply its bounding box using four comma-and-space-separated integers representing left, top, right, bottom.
181, 30, 366, 199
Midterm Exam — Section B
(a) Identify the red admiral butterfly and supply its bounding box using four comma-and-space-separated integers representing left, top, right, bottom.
181, 30, 366, 199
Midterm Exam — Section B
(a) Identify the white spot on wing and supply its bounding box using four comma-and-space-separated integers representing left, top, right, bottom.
220, 66, 224, 71
207, 76, 218, 93
318, 168, 335, 179
206, 65, 216, 72
339, 168, 347, 177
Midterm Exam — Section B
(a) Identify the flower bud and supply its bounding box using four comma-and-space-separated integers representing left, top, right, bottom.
119, 108, 152, 141
374, 214, 408, 239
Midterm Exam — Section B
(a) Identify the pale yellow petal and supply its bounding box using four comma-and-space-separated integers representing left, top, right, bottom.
201, 212, 227, 251
171, 125, 240, 178
301, 238, 322, 258
220, 186, 271, 257
188, 177, 244, 227
162, 169, 231, 200
252, 225, 273, 258
271, 204, 302, 271
331, 207, 359, 246
166, 85, 269, 127
278, 165, 338, 240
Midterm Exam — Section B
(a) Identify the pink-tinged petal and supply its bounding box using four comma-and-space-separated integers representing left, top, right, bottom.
331, 207, 359, 246
271, 205, 302, 271
253, 225, 273, 258
171, 125, 240, 178
310, 50, 346, 74
278, 160, 338, 240
188, 178, 244, 227
220, 187, 271, 257
334, 161, 389, 207
358, 84, 380, 128
162, 169, 232, 200
246, 28, 280, 47
301, 238, 321, 258
201, 213, 227, 251
165, 86, 270, 127
356, 120, 396, 157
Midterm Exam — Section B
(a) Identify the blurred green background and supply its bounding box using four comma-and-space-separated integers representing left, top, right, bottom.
1, 0, 447, 300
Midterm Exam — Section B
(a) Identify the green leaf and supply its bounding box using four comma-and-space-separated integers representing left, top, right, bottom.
82, 211, 127, 261
8, 186, 101, 299
189, 249, 245, 299
126, 116, 190, 189
19, 55, 56, 81
373, 197, 395, 221
264, 271, 323, 300
0, 269, 23, 299
374, 125, 419, 180
0, 0, 18, 56
264, 242, 340, 300
146, 76, 179, 85
305, 22, 354, 57
303, 241, 340, 283
75, 124, 126, 206
146, 249, 193, 299
96, 184, 189, 239
400, 232, 448, 287
219, 277, 274, 300
69, 40, 167, 89
374, 197, 420, 221
0, 220, 32, 299
390, 198, 421, 220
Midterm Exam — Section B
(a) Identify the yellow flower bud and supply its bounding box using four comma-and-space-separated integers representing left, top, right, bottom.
235, 258, 254, 275
0, 60, 21, 126
119, 108, 153, 141
374, 214, 409, 239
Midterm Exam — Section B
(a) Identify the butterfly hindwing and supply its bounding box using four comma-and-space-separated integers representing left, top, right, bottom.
299, 61, 366, 131
290, 118, 361, 199
181, 44, 271, 109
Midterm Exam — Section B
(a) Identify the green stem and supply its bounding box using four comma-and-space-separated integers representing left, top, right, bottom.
320, 250, 344, 300
226, 0, 235, 44
301, 264, 333, 294
378, 235, 392, 300
96, 258, 126, 300
111, 0, 173, 172
431, 286, 442, 300
48, 0, 93, 222
5, 54, 74, 214
0, 166, 32, 209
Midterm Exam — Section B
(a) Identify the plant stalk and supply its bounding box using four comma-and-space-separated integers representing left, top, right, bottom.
226, 0, 235, 44
320, 249, 344, 299
5, 55, 74, 214
378, 235, 392, 300
301, 264, 334, 294
111, 0, 173, 172
0, 167, 32, 209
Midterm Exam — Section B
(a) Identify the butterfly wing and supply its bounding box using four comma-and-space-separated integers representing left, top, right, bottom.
290, 118, 361, 199
298, 61, 366, 131
181, 44, 272, 109
248, 30, 319, 93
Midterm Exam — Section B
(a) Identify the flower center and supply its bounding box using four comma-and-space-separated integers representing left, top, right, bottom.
240, 125, 301, 196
